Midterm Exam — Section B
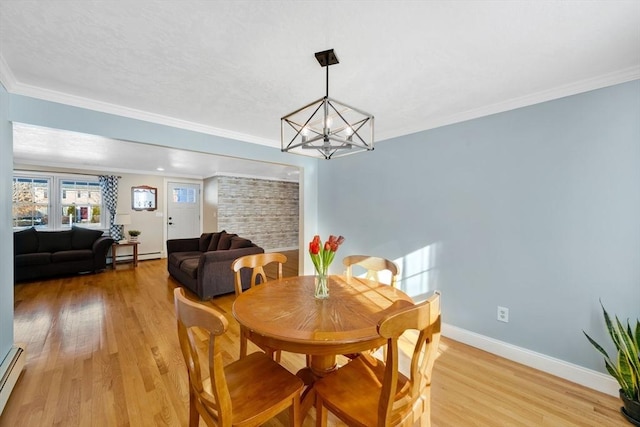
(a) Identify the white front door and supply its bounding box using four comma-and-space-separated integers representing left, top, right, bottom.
167, 182, 201, 240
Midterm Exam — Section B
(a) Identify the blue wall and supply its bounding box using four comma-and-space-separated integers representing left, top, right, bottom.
5, 94, 320, 254
0, 93, 320, 371
318, 80, 640, 373
2, 81, 639, 377
0, 84, 13, 367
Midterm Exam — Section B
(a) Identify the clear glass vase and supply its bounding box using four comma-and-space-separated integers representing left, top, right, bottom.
314, 271, 329, 299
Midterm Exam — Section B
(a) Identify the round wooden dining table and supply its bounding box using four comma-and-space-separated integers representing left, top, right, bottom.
232, 274, 413, 378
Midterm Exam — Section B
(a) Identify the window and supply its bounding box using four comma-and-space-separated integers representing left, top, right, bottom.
172, 186, 197, 203
12, 177, 50, 228
12, 173, 105, 230
61, 180, 103, 226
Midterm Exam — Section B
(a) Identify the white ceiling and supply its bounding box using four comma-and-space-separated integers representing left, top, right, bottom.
12, 122, 300, 181
1, 1, 639, 178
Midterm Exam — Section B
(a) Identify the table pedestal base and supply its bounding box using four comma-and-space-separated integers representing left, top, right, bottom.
296, 354, 340, 418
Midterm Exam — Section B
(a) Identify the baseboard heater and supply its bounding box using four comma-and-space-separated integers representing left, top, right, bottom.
0, 345, 26, 415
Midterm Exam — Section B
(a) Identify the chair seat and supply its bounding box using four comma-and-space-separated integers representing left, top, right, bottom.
224, 352, 303, 426
174, 287, 302, 427
314, 353, 411, 427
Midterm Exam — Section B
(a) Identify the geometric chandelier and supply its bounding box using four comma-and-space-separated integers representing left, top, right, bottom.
281, 49, 374, 160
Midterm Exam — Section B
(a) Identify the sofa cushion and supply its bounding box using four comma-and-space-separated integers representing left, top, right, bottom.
229, 236, 253, 249
38, 230, 73, 253
51, 249, 94, 263
168, 252, 202, 268
199, 233, 213, 252
15, 252, 51, 267
179, 258, 199, 279
72, 227, 104, 250
14, 227, 39, 255
217, 231, 237, 250
207, 231, 225, 252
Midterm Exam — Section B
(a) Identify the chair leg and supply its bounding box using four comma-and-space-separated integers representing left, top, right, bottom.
264, 347, 282, 363
315, 395, 327, 427
240, 334, 248, 359
289, 395, 301, 427
188, 389, 199, 427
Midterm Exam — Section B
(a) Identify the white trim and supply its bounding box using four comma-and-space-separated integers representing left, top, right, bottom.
0, 54, 276, 148
212, 171, 298, 183
0, 55, 16, 91
442, 323, 619, 397
265, 246, 298, 253
0, 345, 26, 415
379, 66, 640, 141
2, 50, 638, 146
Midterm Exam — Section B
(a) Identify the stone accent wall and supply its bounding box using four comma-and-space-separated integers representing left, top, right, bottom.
217, 176, 299, 250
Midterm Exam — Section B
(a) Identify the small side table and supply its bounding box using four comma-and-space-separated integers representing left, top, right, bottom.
112, 241, 139, 268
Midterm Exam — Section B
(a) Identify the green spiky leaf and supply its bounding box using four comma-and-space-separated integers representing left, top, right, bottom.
618, 350, 635, 399
585, 302, 640, 402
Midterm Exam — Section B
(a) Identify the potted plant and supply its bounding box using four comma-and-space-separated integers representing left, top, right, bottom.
127, 230, 141, 242
584, 302, 640, 424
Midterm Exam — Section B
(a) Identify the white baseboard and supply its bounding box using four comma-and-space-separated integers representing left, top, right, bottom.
0, 344, 26, 415
266, 246, 298, 252
442, 323, 619, 397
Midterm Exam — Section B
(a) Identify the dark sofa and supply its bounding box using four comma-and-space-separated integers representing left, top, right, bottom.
14, 226, 114, 282
167, 231, 264, 300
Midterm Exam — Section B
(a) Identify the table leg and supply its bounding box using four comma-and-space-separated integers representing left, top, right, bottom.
133, 244, 138, 266
300, 387, 316, 420
112, 245, 117, 268
296, 355, 338, 419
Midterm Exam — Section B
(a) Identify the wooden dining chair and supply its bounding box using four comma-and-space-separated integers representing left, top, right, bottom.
343, 255, 400, 287
173, 288, 303, 427
231, 252, 287, 361
342, 255, 401, 360
314, 291, 441, 427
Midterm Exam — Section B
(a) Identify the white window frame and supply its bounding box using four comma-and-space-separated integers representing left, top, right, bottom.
12, 172, 107, 231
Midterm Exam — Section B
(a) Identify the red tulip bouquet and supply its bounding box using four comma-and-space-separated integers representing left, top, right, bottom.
309, 234, 345, 298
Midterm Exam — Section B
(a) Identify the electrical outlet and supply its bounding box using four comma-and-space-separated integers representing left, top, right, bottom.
497, 306, 509, 323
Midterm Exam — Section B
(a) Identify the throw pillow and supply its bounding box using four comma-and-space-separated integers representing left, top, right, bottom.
229, 236, 253, 249
71, 226, 104, 249
206, 231, 224, 252
14, 227, 39, 255
199, 233, 213, 252
217, 231, 237, 250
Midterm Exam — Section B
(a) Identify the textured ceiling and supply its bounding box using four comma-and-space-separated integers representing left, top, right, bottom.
1, 1, 639, 177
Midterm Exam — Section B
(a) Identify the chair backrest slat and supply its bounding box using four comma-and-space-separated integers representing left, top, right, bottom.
343, 255, 399, 287
231, 253, 287, 296
377, 292, 441, 426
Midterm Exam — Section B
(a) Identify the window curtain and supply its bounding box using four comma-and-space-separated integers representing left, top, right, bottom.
99, 175, 123, 241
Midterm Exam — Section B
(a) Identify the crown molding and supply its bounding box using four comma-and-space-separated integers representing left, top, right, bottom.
2, 52, 638, 146
379, 66, 640, 141
0, 54, 17, 92
211, 171, 299, 183
0, 53, 279, 148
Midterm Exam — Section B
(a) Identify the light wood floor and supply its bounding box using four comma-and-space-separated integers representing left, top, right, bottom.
3, 252, 624, 426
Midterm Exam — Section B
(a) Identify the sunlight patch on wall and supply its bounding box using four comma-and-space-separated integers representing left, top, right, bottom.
395, 242, 440, 300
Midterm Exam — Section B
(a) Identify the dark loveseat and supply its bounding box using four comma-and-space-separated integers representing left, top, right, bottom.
13, 226, 114, 282
167, 231, 264, 300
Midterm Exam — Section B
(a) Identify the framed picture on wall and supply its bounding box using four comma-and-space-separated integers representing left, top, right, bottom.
132, 185, 157, 211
